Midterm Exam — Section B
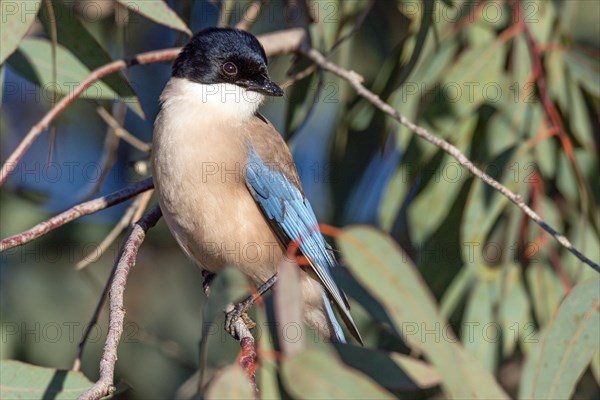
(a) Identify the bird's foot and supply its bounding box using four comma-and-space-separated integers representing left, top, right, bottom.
224, 303, 254, 340
241, 312, 256, 329
223, 273, 279, 340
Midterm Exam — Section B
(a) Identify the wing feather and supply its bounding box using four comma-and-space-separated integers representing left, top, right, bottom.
245, 147, 362, 344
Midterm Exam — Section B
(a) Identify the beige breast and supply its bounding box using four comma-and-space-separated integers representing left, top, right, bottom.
152, 81, 285, 285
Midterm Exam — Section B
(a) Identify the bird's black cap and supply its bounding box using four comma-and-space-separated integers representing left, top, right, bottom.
172, 28, 284, 97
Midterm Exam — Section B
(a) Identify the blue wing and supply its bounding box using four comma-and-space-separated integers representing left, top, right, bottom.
245, 147, 361, 344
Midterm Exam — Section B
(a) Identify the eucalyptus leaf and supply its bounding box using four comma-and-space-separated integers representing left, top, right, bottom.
462, 279, 497, 372
519, 279, 600, 400
115, 0, 191, 36
0, 360, 93, 399
8, 38, 120, 100
338, 227, 508, 399
37, 0, 143, 117
205, 363, 254, 400
0, 0, 42, 64
282, 348, 394, 399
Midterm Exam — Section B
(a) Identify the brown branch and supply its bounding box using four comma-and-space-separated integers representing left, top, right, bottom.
75, 190, 151, 270
0, 178, 153, 252
78, 205, 162, 400
96, 105, 152, 153
83, 103, 127, 200
302, 48, 600, 273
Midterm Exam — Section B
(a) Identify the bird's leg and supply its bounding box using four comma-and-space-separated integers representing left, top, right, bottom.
202, 270, 215, 296
225, 273, 279, 339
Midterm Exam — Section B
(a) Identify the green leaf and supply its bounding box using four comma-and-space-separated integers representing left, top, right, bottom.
498, 264, 532, 357
338, 227, 508, 399
0, 0, 42, 65
407, 115, 477, 243
337, 345, 441, 391
116, 0, 191, 36
37, 0, 143, 117
273, 259, 305, 356
0, 360, 93, 399
256, 309, 281, 399
281, 348, 394, 399
526, 263, 565, 327
444, 38, 506, 116
519, 279, 600, 400
462, 280, 497, 372
440, 264, 476, 318
205, 363, 254, 400
199, 267, 250, 385
461, 179, 509, 251
564, 50, 600, 98
8, 38, 122, 100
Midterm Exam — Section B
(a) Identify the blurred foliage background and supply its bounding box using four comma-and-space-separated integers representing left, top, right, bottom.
1, 0, 599, 399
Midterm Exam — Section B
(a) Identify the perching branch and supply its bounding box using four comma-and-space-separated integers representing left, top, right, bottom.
0, 178, 153, 252
78, 205, 162, 400
302, 48, 600, 273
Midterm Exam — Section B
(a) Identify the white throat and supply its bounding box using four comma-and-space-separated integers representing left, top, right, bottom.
160, 77, 265, 121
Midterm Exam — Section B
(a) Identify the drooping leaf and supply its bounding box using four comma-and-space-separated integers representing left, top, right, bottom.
281, 348, 394, 399
519, 279, 600, 400
338, 226, 508, 399
256, 309, 281, 399
8, 38, 122, 100
462, 279, 497, 372
498, 263, 532, 357
37, 0, 143, 117
407, 115, 477, 243
0, 360, 93, 399
116, 0, 191, 36
563, 50, 600, 98
205, 363, 254, 400
273, 258, 305, 356
526, 263, 565, 327
337, 345, 441, 391
444, 37, 507, 116
0, 0, 42, 64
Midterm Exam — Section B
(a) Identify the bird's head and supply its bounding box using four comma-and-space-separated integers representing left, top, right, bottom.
172, 28, 284, 98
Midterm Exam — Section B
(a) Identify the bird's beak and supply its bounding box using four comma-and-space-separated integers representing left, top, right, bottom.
240, 75, 284, 97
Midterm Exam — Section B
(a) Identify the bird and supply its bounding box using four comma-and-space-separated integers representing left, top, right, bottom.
152, 27, 362, 344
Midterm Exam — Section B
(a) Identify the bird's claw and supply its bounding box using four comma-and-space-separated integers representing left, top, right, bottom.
224, 304, 256, 339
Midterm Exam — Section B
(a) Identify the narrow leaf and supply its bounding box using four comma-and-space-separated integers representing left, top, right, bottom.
205, 363, 254, 400
37, 0, 144, 117
8, 38, 122, 100
116, 0, 191, 35
520, 279, 600, 400
0, 360, 93, 399
281, 348, 394, 399
0, 0, 42, 64
338, 227, 508, 399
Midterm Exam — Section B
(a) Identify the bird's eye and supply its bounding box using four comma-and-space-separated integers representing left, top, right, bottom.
222, 62, 238, 76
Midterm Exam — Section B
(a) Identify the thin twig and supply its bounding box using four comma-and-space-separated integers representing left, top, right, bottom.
302, 48, 600, 272
96, 106, 152, 153
0, 178, 154, 252
78, 205, 162, 400
75, 192, 145, 270
84, 103, 127, 200
73, 191, 153, 370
